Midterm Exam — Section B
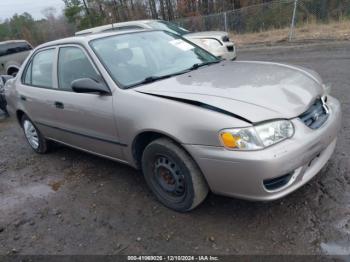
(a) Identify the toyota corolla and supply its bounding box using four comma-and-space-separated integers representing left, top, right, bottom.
4, 30, 342, 212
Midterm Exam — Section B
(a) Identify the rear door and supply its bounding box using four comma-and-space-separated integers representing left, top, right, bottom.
52, 45, 124, 160
17, 47, 61, 137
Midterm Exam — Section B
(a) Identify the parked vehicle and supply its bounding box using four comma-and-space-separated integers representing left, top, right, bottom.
0, 75, 12, 116
75, 20, 237, 60
0, 40, 33, 76
5, 30, 341, 212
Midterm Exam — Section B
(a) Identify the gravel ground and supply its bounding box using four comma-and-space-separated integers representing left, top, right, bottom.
0, 41, 349, 255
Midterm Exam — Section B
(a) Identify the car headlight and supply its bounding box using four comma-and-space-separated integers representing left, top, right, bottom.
219, 120, 294, 150
200, 38, 222, 49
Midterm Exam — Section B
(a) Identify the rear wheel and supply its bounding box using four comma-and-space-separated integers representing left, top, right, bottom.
142, 138, 208, 212
21, 115, 48, 153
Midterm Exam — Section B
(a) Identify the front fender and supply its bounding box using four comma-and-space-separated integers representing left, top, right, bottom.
115, 89, 250, 165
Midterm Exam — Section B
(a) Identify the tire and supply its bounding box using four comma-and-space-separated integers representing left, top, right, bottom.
0, 95, 8, 116
8, 70, 18, 77
21, 115, 48, 154
142, 138, 209, 212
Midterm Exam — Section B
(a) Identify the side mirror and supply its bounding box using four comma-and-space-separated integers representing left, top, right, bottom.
71, 78, 111, 95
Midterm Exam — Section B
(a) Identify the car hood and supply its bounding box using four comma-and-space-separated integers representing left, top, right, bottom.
135, 61, 324, 123
184, 31, 227, 39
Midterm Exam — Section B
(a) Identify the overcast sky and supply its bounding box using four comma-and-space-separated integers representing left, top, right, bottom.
0, 0, 65, 21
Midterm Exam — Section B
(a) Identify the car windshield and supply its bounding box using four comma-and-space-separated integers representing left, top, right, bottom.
90, 31, 219, 88
146, 21, 190, 36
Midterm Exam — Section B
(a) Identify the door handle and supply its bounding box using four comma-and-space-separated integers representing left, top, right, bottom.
20, 95, 27, 101
54, 101, 64, 109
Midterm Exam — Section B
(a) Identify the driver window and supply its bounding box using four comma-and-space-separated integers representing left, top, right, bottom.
58, 46, 99, 90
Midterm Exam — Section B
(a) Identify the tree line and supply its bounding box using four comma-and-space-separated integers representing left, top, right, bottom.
0, 0, 257, 45
0, 7, 74, 46
62, 0, 258, 30
0, 0, 348, 46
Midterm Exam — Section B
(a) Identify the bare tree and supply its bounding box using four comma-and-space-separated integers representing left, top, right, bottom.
165, 0, 174, 20
149, 0, 158, 19
160, 0, 167, 19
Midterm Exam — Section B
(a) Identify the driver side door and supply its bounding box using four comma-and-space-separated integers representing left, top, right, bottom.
51, 45, 125, 161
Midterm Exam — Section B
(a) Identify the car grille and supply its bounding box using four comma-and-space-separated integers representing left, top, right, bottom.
227, 46, 234, 52
299, 97, 329, 129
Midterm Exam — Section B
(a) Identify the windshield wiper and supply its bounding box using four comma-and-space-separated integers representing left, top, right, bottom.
126, 60, 222, 88
187, 60, 222, 71
127, 75, 173, 88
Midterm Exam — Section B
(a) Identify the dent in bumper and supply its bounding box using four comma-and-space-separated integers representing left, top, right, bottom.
184, 96, 342, 201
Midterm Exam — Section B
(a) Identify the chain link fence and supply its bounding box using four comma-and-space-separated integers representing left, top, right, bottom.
175, 0, 350, 43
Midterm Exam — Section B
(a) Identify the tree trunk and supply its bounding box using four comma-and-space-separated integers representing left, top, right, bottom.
166, 0, 174, 20
119, 0, 126, 20
81, 0, 93, 26
319, 0, 329, 21
201, 0, 209, 15
148, 0, 158, 19
82, 0, 90, 15
160, 0, 167, 19
112, 0, 120, 22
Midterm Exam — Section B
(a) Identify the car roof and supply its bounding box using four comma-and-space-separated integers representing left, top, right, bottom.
36, 29, 154, 50
0, 40, 29, 45
75, 19, 159, 35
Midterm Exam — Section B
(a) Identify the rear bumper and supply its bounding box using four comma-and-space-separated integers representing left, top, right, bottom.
184, 96, 342, 201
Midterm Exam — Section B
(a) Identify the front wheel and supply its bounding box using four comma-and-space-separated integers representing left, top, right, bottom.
142, 138, 209, 212
21, 115, 48, 153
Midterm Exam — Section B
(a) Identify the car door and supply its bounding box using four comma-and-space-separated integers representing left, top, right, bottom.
53, 45, 124, 161
18, 47, 61, 138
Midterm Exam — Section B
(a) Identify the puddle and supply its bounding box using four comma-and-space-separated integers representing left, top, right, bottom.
321, 242, 350, 255
17, 184, 54, 197
0, 183, 54, 210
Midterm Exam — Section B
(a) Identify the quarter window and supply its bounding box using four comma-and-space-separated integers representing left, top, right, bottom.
24, 49, 55, 88
23, 61, 32, 85
58, 46, 99, 90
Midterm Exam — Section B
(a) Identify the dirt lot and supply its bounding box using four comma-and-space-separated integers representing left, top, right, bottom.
233, 20, 350, 47
0, 41, 349, 255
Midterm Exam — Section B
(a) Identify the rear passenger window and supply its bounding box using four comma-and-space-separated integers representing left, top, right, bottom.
0, 42, 32, 57
24, 49, 55, 88
58, 46, 99, 90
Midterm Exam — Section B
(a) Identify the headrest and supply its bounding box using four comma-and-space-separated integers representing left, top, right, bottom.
114, 48, 133, 63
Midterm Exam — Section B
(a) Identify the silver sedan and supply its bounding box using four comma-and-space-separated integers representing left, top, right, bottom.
5, 30, 341, 212
75, 20, 237, 60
